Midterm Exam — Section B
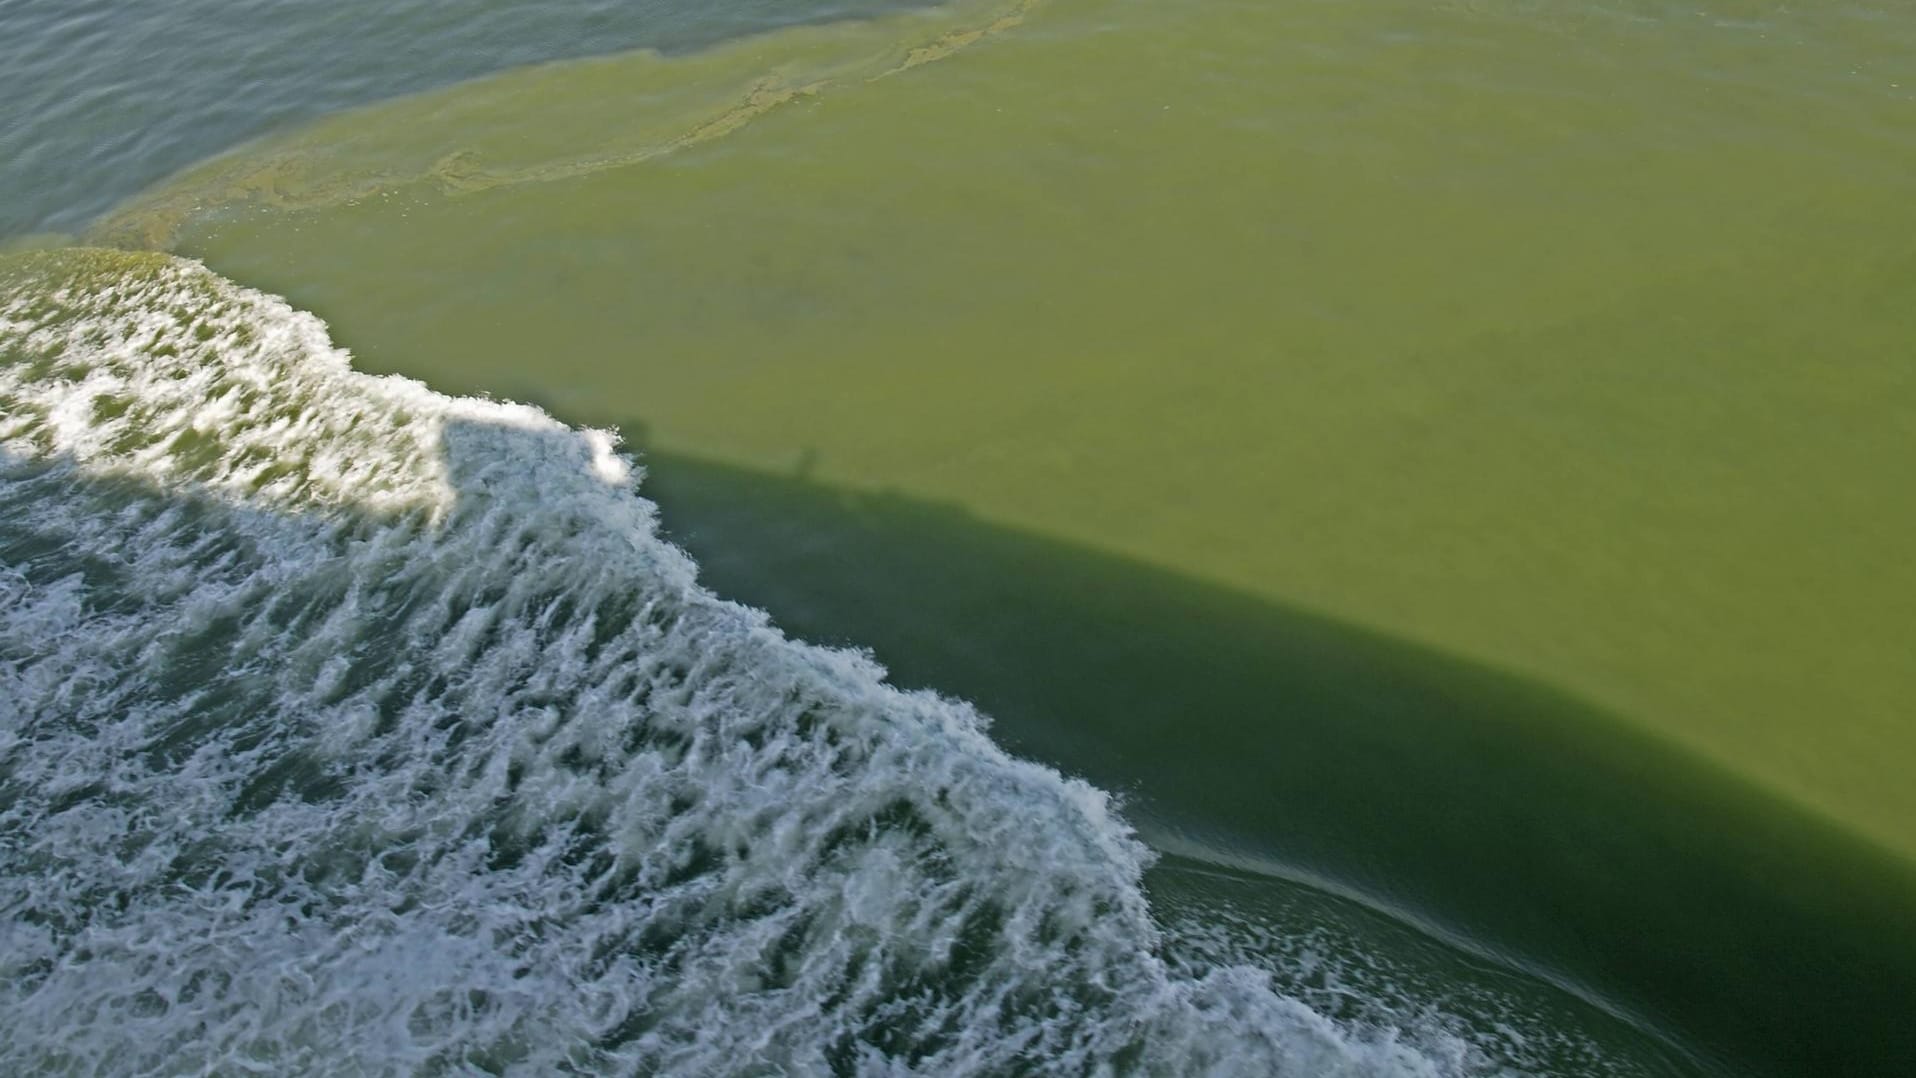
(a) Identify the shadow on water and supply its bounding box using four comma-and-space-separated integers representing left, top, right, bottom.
625, 437, 1916, 1078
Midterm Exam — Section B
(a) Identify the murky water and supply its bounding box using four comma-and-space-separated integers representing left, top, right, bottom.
6, 0, 1916, 1073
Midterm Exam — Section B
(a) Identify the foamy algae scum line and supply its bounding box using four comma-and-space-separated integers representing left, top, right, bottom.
92, 0, 1045, 251
0, 0, 967, 239
638, 446, 1916, 1077
0, 247, 1690, 1075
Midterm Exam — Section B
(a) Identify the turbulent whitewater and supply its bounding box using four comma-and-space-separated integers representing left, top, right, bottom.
2, 249, 1581, 1075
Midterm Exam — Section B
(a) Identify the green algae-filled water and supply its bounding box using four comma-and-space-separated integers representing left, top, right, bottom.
6, 0, 1916, 1073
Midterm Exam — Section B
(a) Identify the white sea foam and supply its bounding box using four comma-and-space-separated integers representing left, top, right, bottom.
0, 251, 1589, 1075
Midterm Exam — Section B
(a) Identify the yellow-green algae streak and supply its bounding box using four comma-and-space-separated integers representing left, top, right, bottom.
107, 0, 1916, 856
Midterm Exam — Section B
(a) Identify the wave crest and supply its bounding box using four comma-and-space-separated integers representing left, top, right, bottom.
2, 250, 1569, 1075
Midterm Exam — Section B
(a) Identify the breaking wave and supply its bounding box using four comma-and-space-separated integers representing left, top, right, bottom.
2, 249, 1612, 1075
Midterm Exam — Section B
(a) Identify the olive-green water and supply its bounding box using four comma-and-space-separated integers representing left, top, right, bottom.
32, 0, 1916, 1071
105, 0, 1916, 852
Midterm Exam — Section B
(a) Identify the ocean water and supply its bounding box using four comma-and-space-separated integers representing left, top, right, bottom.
4, 0, 1915, 1075
0, 249, 1688, 1075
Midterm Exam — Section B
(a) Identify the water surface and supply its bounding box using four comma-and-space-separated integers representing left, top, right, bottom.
5, 0, 1915, 1072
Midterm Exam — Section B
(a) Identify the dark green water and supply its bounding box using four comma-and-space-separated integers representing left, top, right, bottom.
111, 0, 1916, 855
638, 447, 1916, 1076
5, 0, 1916, 1073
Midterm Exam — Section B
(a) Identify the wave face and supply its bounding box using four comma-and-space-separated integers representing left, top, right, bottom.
1, 250, 1595, 1075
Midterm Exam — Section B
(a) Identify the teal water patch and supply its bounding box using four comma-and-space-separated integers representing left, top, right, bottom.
0, 0, 942, 239
118, 0, 1916, 858
634, 445, 1916, 1078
